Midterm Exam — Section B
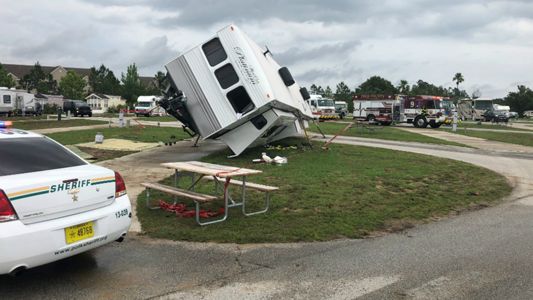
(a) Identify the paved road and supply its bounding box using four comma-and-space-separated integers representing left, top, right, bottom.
97, 139, 226, 232
31, 117, 182, 134
397, 127, 533, 154
2, 136, 533, 299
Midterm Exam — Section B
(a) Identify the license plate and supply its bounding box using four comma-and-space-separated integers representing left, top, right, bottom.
65, 221, 94, 244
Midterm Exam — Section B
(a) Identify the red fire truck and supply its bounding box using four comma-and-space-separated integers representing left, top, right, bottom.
352, 94, 400, 125
353, 94, 451, 128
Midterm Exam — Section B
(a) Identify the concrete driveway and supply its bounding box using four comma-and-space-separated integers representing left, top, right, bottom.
2, 136, 533, 299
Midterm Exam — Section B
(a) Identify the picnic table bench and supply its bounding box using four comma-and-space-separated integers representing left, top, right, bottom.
142, 161, 279, 225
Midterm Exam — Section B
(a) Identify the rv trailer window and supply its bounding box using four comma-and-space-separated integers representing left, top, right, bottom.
3, 95, 11, 104
250, 115, 268, 130
202, 38, 227, 67
215, 64, 239, 89
226, 86, 255, 115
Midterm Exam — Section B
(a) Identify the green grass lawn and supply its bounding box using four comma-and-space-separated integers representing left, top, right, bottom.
448, 130, 533, 147
137, 139, 511, 243
310, 122, 466, 147
3, 115, 48, 121
134, 116, 177, 122
13, 119, 107, 130
46, 126, 190, 145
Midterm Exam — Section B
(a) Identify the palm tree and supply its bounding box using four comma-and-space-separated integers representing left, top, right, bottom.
453, 73, 464, 90
397, 80, 410, 94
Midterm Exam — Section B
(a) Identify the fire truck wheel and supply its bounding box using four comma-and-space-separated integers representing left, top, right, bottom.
414, 116, 428, 128
429, 121, 441, 128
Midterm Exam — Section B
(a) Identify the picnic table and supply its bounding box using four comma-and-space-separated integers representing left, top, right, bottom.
142, 161, 278, 226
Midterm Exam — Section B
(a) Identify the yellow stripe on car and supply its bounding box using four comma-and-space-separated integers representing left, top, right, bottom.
91, 176, 115, 182
8, 186, 49, 198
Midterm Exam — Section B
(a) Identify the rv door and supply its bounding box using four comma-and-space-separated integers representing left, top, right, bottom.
16, 95, 24, 115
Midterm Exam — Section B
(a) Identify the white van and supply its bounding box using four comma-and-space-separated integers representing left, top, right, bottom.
134, 96, 164, 117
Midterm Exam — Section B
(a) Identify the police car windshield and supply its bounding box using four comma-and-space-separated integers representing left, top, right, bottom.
0, 137, 86, 176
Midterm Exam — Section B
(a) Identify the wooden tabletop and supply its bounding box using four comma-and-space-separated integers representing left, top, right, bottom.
161, 161, 262, 178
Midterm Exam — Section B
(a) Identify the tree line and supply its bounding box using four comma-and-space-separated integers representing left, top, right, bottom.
308, 74, 533, 116
0, 62, 165, 106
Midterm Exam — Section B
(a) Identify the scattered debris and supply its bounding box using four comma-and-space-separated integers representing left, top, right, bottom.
255, 152, 287, 164
159, 200, 224, 218
265, 145, 298, 151
262, 152, 273, 163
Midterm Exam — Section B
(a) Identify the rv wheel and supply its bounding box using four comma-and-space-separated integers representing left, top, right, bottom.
414, 116, 428, 128
367, 115, 375, 123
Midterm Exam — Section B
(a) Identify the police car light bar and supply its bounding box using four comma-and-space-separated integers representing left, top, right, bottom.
0, 121, 13, 128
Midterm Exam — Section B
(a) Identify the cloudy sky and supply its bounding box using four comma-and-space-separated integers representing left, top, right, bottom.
1, 0, 532, 98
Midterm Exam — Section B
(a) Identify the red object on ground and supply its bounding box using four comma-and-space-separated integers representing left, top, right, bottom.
158, 200, 224, 218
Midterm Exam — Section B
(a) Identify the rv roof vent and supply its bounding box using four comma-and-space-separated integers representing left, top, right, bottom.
278, 67, 295, 87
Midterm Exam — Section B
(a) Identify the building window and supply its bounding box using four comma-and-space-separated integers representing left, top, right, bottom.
3, 95, 11, 104
214, 64, 239, 89
202, 38, 227, 67
226, 86, 255, 115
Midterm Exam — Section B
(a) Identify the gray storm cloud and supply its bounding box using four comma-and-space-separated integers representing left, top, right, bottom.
1, 0, 532, 97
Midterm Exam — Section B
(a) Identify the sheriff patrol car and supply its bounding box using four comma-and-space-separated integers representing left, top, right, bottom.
0, 121, 131, 276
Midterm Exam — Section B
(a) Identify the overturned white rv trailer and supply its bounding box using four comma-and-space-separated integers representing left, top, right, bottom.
160, 24, 314, 156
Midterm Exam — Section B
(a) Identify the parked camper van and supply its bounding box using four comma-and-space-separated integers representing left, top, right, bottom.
161, 24, 313, 156
135, 96, 164, 117
457, 98, 494, 121
306, 95, 337, 120
0, 88, 41, 116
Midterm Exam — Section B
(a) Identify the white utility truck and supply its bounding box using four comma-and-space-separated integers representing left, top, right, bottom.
306, 95, 337, 120
134, 96, 164, 117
